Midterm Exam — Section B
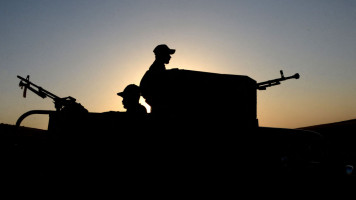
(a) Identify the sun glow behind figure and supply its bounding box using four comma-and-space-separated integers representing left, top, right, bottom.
140, 97, 151, 113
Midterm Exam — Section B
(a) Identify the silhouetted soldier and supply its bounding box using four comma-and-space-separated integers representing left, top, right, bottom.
117, 84, 147, 115
140, 44, 175, 115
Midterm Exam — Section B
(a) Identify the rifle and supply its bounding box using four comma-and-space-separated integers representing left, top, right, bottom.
257, 70, 300, 90
17, 75, 86, 112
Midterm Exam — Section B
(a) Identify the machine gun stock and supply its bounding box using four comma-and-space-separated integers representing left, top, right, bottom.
17, 75, 85, 112
257, 70, 300, 90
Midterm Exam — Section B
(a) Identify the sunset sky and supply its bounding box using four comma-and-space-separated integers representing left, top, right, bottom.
1, 0, 355, 130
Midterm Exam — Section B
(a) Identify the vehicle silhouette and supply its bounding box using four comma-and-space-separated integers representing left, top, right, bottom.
12, 70, 329, 184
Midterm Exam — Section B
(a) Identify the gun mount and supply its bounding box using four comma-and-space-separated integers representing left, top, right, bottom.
257, 70, 300, 90
17, 75, 86, 113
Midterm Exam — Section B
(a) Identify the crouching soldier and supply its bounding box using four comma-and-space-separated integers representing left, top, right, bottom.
117, 84, 147, 115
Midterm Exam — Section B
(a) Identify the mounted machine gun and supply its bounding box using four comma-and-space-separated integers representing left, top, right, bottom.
16, 75, 87, 128
257, 70, 300, 90
17, 75, 86, 112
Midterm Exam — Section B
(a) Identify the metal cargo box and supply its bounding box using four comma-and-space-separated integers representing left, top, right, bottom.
145, 69, 257, 127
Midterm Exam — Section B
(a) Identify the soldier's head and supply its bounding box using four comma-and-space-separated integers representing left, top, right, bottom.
117, 84, 141, 109
153, 44, 175, 64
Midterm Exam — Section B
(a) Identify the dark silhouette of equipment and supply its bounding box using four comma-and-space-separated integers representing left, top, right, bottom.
257, 70, 300, 90
17, 75, 83, 112
13, 70, 329, 181
145, 69, 258, 127
140, 69, 300, 127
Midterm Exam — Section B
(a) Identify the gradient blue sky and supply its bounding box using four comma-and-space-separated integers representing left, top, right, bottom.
1, 0, 355, 129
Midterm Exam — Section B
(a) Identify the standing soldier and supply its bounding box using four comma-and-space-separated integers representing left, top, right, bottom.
140, 44, 175, 115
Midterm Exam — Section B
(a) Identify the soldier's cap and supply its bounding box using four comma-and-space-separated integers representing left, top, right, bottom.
117, 84, 140, 98
153, 44, 175, 55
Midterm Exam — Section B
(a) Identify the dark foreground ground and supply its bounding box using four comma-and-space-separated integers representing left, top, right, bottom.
300, 119, 356, 177
1, 119, 355, 185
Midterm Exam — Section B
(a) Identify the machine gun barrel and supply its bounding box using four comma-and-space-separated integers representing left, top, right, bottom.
17, 75, 59, 100
17, 75, 77, 111
257, 70, 300, 90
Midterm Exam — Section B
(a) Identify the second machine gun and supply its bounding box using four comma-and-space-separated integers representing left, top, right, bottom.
257, 70, 300, 90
